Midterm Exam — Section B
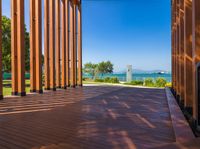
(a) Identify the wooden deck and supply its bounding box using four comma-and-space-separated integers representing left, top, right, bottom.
0, 86, 189, 149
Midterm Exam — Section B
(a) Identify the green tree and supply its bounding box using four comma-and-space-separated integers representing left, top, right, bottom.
2, 16, 30, 72
83, 62, 98, 79
97, 61, 113, 76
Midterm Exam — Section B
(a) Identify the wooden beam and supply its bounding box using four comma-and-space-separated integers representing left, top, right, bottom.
176, 0, 180, 97
17, 0, 26, 96
56, 0, 61, 88
44, 0, 50, 90
77, 6, 82, 86
61, 0, 66, 89
192, 0, 200, 120
49, 0, 56, 91
30, 0, 36, 92
0, 0, 2, 99
11, 0, 18, 95
70, 2, 75, 87
74, 5, 77, 86
66, 0, 70, 87
35, 0, 43, 93
179, 0, 185, 104
184, 0, 193, 108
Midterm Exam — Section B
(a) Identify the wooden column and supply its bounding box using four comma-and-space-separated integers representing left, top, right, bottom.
0, 0, 2, 99
35, 0, 43, 93
44, 0, 50, 90
78, 5, 82, 86
56, 0, 61, 88
173, 0, 177, 93
70, 2, 75, 87
66, 0, 70, 87
192, 0, 200, 119
30, 0, 36, 92
11, 0, 18, 95
74, 6, 77, 86
172, 0, 176, 90
179, 0, 185, 103
61, 0, 66, 89
184, 0, 193, 108
49, 0, 56, 91
176, 0, 180, 97
17, 0, 26, 96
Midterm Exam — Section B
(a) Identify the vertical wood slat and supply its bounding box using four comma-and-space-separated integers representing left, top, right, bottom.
179, 0, 185, 103
78, 6, 82, 86
49, 0, 56, 90
44, 0, 50, 90
56, 0, 61, 88
0, 0, 2, 99
192, 0, 200, 119
11, 0, 18, 95
35, 0, 43, 93
70, 2, 75, 87
176, 0, 180, 96
30, 0, 36, 92
17, 0, 26, 96
184, 0, 193, 107
66, 0, 70, 87
74, 5, 77, 86
61, 0, 66, 88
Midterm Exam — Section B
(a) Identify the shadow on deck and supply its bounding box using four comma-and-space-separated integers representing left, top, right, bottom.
0, 86, 196, 149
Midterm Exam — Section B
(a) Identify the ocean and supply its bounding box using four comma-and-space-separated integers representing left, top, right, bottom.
83, 73, 172, 82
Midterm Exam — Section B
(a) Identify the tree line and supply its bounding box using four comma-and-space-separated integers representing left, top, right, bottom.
83, 61, 114, 79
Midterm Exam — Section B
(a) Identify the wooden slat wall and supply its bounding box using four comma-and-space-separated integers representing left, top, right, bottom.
172, 0, 200, 121
0, 0, 82, 99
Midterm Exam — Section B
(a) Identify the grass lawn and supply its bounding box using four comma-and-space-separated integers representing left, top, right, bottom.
3, 80, 30, 96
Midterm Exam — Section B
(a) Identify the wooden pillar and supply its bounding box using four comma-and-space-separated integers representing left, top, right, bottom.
44, 0, 50, 90
66, 0, 70, 87
184, 0, 193, 108
70, 2, 75, 87
56, 0, 61, 88
192, 0, 200, 119
30, 0, 36, 92
11, 0, 18, 95
179, 0, 185, 103
173, 0, 177, 93
35, 0, 43, 93
49, 0, 56, 91
176, 0, 180, 97
74, 5, 77, 86
77, 5, 82, 86
61, 0, 66, 89
172, 0, 176, 90
17, 0, 26, 96
0, 0, 2, 99
30, 0, 42, 94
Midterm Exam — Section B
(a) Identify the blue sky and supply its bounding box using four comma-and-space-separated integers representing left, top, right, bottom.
2, 0, 171, 72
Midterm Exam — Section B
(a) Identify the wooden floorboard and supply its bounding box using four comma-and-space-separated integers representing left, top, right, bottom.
0, 86, 177, 149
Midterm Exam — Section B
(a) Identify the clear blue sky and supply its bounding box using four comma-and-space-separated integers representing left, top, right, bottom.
2, 0, 171, 72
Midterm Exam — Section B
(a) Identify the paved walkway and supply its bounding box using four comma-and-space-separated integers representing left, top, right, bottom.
0, 86, 176, 149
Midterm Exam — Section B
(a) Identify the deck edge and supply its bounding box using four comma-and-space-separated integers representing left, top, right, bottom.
165, 87, 195, 143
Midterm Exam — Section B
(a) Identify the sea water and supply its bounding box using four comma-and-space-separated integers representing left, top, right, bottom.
83, 73, 172, 82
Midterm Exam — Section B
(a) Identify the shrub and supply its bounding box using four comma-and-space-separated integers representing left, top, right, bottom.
144, 78, 155, 87
109, 77, 119, 83
155, 78, 167, 87
104, 77, 111, 83
165, 82, 172, 87
94, 78, 104, 82
130, 80, 143, 85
